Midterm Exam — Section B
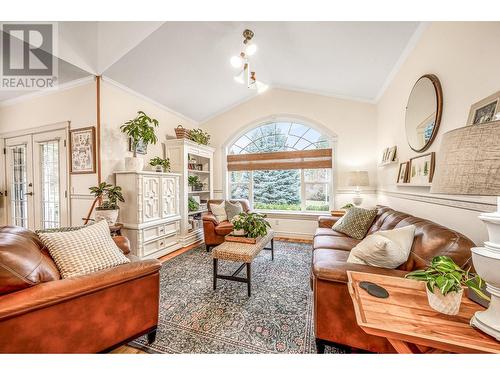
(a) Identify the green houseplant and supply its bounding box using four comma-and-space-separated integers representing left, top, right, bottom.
120, 111, 159, 172
231, 212, 271, 238
189, 128, 211, 145
188, 175, 203, 191
406, 256, 489, 315
149, 157, 171, 172
89, 182, 125, 225
188, 197, 200, 212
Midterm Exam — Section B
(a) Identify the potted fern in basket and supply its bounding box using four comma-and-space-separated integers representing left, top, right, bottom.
405, 256, 489, 315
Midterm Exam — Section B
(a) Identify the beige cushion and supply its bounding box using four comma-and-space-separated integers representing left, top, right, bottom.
332, 206, 377, 240
210, 201, 227, 223
38, 220, 130, 279
347, 225, 416, 269
225, 200, 243, 221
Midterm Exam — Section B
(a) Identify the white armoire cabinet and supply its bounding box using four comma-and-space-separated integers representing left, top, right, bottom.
115, 171, 182, 259
165, 138, 214, 246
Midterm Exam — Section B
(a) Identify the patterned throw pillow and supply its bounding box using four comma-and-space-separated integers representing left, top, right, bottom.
225, 200, 243, 222
210, 201, 228, 223
332, 206, 377, 240
37, 220, 130, 279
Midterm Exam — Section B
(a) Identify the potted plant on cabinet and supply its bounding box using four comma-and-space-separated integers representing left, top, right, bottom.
120, 111, 159, 172
188, 128, 211, 145
89, 182, 125, 225
149, 157, 171, 172
406, 256, 489, 315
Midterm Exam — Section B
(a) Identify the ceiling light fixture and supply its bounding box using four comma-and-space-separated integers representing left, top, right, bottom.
230, 29, 266, 91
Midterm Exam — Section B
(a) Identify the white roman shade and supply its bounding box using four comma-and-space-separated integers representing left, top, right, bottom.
227, 149, 333, 171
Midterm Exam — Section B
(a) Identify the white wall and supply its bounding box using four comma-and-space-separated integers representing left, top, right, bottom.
0, 81, 97, 225
201, 88, 378, 239
100, 79, 196, 183
377, 22, 500, 245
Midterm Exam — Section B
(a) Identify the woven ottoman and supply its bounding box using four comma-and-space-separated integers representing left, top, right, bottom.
212, 230, 274, 296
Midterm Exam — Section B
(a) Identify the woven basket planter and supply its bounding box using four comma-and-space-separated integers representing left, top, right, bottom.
175, 125, 191, 139
426, 287, 463, 315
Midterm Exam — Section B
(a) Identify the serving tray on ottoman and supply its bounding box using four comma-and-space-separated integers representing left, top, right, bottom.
225, 232, 262, 244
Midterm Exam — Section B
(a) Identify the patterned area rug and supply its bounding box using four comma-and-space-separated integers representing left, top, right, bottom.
130, 240, 345, 354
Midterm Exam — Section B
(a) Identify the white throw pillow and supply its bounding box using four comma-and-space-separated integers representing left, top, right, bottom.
347, 225, 416, 269
38, 219, 130, 279
210, 201, 227, 223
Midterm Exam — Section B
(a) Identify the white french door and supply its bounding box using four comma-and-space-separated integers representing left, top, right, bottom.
5, 129, 69, 230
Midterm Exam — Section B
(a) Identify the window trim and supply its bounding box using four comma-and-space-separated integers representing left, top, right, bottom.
223, 115, 338, 214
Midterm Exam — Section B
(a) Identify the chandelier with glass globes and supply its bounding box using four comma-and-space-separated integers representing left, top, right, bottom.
230, 29, 267, 92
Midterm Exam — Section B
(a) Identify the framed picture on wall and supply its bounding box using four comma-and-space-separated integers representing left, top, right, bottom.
467, 91, 500, 125
409, 152, 435, 185
128, 137, 147, 154
397, 161, 409, 183
69, 127, 96, 174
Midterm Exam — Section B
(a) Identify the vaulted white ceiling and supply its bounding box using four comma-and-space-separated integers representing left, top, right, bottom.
0, 21, 422, 122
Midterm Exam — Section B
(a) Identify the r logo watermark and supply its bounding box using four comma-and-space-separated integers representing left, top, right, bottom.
1, 22, 58, 90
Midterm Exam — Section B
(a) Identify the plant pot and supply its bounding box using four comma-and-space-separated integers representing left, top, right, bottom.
426, 287, 463, 315
233, 229, 246, 236
125, 157, 144, 172
154, 165, 164, 172
95, 208, 119, 226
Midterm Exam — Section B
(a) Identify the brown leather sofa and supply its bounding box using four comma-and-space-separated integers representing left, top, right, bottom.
312, 206, 475, 353
202, 199, 251, 251
0, 226, 161, 353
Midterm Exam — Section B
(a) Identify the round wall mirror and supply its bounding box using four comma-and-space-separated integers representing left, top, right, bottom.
405, 74, 443, 152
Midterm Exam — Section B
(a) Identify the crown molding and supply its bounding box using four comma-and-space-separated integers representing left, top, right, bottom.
0, 76, 95, 107
101, 76, 198, 125
373, 22, 429, 103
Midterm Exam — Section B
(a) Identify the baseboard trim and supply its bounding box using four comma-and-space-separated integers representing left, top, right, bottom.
272, 230, 313, 241
378, 189, 497, 213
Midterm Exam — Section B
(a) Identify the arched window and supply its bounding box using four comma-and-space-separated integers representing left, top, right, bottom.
228, 121, 333, 212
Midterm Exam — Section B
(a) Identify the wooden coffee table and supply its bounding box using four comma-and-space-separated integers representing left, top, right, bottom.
347, 271, 500, 354
212, 230, 274, 297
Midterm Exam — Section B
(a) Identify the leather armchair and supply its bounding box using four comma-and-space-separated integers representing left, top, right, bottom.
0, 226, 161, 353
202, 199, 251, 251
312, 206, 475, 353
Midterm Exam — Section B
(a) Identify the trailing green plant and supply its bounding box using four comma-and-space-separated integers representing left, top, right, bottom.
188, 197, 200, 212
120, 111, 159, 157
405, 256, 490, 299
89, 182, 125, 210
341, 203, 354, 210
149, 156, 171, 172
189, 128, 211, 145
231, 212, 271, 238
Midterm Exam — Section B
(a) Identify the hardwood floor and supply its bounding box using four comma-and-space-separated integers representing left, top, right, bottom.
110, 236, 310, 354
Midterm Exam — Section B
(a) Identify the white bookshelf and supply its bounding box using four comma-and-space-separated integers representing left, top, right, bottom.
165, 138, 215, 246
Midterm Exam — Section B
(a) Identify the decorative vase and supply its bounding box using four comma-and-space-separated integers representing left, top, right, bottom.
125, 157, 144, 172
426, 287, 463, 315
95, 209, 119, 226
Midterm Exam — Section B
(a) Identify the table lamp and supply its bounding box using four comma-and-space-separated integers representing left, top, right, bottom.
347, 171, 369, 206
431, 120, 500, 340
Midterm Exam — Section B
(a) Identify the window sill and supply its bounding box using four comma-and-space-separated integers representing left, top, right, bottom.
254, 210, 327, 221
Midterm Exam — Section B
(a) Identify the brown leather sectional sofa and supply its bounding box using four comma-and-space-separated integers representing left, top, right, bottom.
0, 226, 161, 353
202, 199, 251, 251
312, 206, 475, 353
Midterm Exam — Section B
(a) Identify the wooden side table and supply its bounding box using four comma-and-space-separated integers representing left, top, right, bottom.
347, 271, 500, 354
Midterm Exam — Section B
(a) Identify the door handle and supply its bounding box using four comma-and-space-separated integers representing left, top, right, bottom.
24, 192, 33, 196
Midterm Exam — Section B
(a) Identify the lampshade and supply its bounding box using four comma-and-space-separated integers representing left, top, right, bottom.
347, 171, 369, 187
430, 121, 500, 195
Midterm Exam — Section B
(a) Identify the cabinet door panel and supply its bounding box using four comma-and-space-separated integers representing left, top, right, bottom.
142, 176, 161, 222
161, 176, 178, 218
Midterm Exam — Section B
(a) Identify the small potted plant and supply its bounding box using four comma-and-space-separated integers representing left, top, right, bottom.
406, 256, 489, 315
188, 197, 200, 212
188, 175, 203, 191
189, 128, 211, 145
120, 111, 159, 172
231, 212, 271, 238
149, 157, 171, 172
89, 182, 125, 225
